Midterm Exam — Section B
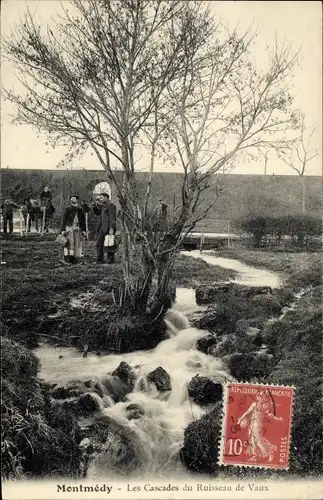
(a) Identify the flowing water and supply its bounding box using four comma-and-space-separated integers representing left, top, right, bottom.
35, 252, 283, 479
181, 250, 281, 288
36, 287, 231, 479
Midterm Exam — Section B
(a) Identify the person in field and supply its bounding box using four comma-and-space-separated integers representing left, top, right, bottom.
30, 198, 42, 231
1, 199, 21, 234
40, 185, 52, 204
22, 197, 42, 232
60, 195, 87, 264
22, 197, 32, 232
39, 186, 55, 232
152, 198, 168, 232
92, 193, 117, 264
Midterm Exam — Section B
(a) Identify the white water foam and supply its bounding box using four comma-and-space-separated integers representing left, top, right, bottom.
36, 287, 232, 478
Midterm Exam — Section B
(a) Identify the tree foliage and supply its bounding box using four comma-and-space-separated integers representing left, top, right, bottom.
3, 0, 300, 313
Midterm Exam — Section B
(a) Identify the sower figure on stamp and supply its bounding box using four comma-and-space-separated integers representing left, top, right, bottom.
237, 390, 283, 463
60, 195, 87, 265
92, 193, 117, 264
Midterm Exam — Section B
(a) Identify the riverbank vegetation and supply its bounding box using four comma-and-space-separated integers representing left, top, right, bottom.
1, 337, 83, 480
181, 253, 322, 476
212, 246, 321, 286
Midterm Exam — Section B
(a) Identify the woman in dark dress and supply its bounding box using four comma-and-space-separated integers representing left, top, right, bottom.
60, 195, 87, 264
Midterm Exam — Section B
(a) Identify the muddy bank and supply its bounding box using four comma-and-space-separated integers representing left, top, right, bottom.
1, 238, 236, 349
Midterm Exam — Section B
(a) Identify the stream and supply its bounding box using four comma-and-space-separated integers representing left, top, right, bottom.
181, 250, 281, 288
35, 251, 285, 479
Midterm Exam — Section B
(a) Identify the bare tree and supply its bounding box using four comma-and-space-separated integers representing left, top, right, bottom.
3, 0, 299, 319
150, 28, 300, 291
277, 117, 319, 213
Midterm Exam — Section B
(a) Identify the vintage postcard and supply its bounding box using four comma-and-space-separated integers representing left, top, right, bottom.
1, 0, 322, 499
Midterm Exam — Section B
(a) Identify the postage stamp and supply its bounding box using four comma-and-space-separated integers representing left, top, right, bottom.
219, 382, 295, 469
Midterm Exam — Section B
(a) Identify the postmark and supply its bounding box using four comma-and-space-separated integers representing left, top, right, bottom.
219, 382, 295, 469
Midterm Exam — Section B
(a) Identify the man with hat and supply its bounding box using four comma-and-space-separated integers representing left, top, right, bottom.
92, 193, 117, 264
1, 198, 21, 234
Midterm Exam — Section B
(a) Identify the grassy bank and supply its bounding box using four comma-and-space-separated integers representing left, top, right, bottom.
1, 236, 236, 348
212, 246, 321, 276
1, 337, 83, 480
1, 235, 322, 479
181, 251, 322, 477
211, 246, 321, 292
1, 236, 237, 479
265, 285, 322, 473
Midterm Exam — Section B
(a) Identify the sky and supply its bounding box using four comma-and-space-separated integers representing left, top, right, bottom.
1, 0, 322, 175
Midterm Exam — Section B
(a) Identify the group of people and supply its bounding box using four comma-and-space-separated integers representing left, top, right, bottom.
23, 186, 56, 233
1, 186, 56, 234
60, 192, 117, 265
3, 184, 168, 266
60, 193, 168, 265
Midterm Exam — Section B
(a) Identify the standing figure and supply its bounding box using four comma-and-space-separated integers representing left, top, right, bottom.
22, 197, 41, 232
40, 185, 52, 204
1, 199, 21, 234
22, 197, 32, 232
60, 195, 87, 264
92, 193, 117, 264
40, 186, 54, 232
40, 198, 55, 232
152, 198, 168, 232
31, 199, 42, 232
237, 390, 283, 463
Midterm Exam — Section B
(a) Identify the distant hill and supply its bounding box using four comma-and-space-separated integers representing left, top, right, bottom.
1, 169, 321, 229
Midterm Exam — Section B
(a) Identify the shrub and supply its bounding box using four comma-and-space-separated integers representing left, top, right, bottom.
180, 402, 222, 473
286, 215, 321, 248
237, 214, 322, 249
250, 294, 283, 316
238, 215, 269, 248
287, 261, 322, 290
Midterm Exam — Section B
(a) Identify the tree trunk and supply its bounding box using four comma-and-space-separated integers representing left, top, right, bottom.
301, 176, 306, 214
116, 138, 177, 316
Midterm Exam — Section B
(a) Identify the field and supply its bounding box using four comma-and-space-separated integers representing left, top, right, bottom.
1, 235, 235, 347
